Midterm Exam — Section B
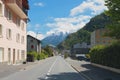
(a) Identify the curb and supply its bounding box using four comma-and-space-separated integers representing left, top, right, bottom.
71, 65, 93, 80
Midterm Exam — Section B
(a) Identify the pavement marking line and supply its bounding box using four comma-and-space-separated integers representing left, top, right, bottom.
48, 57, 58, 73
45, 57, 58, 79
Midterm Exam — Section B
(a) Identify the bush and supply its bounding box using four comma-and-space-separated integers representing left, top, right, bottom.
90, 41, 120, 69
39, 53, 46, 59
37, 54, 41, 60
27, 51, 38, 62
85, 53, 90, 59
64, 53, 69, 59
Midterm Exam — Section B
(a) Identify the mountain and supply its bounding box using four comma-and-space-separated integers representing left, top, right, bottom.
42, 32, 69, 47
57, 13, 112, 50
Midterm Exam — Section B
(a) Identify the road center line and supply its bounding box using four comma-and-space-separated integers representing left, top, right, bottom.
47, 57, 58, 75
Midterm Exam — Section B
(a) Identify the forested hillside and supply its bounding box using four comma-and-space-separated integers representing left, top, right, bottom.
57, 13, 112, 49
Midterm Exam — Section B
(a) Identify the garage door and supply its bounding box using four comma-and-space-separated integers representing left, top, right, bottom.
0, 48, 3, 62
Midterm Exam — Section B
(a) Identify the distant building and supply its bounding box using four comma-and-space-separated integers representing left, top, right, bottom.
27, 35, 41, 53
91, 28, 113, 47
0, 0, 29, 64
71, 42, 90, 56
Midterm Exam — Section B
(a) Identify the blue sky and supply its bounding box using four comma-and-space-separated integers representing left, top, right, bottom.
27, 0, 107, 40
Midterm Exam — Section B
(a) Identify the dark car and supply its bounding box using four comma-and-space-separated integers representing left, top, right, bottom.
77, 56, 86, 61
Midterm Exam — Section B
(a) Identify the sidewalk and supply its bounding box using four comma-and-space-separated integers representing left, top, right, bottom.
66, 57, 120, 80
0, 57, 54, 78
0, 61, 39, 78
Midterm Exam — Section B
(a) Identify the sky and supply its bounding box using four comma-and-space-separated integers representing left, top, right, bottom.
27, 0, 108, 40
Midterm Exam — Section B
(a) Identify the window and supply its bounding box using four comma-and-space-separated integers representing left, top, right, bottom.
16, 33, 20, 43
31, 45, 34, 49
16, 17, 20, 26
0, 3, 2, 16
8, 10, 12, 20
6, 29, 12, 40
21, 36, 24, 44
21, 22, 24, 31
31, 39, 33, 42
0, 24, 2, 37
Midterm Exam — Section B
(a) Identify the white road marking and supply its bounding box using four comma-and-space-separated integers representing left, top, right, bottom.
45, 57, 58, 79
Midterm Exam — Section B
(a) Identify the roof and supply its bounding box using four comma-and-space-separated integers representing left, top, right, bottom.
27, 35, 41, 43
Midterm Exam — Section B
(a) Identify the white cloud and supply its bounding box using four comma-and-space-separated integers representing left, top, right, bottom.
46, 15, 91, 35
27, 31, 45, 40
70, 0, 107, 16
34, 2, 44, 7
45, 0, 107, 36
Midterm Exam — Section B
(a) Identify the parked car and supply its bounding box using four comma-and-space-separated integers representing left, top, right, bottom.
77, 56, 86, 61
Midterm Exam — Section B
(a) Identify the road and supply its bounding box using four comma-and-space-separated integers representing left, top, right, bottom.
1, 56, 85, 80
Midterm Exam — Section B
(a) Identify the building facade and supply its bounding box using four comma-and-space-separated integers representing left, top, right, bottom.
91, 28, 113, 47
71, 42, 90, 56
0, 0, 29, 64
27, 35, 41, 53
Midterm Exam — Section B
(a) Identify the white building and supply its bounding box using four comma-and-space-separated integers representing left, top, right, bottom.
71, 42, 90, 56
0, 0, 29, 64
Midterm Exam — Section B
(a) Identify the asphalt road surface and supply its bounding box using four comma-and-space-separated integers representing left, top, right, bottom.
1, 56, 85, 80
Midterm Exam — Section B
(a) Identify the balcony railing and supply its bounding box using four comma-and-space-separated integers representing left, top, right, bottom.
5, 0, 22, 10
5, 0, 28, 19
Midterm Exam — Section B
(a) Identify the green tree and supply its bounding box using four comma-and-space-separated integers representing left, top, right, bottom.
44, 46, 53, 57
105, 0, 120, 39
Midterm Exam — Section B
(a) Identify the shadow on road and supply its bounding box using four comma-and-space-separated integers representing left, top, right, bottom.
38, 72, 84, 80
80, 63, 120, 80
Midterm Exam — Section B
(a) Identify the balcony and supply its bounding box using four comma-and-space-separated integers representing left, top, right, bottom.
5, 0, 28, 19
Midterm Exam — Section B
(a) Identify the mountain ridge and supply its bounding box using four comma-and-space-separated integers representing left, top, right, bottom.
41, 32, 69, 47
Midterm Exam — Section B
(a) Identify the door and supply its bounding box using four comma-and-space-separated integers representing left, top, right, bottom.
8, 48, 11, 64
0, 48, 3, 62
13, 49, 15, 64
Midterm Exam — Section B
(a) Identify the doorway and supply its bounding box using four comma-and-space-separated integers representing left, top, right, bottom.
0, 48, 3, 63
13, 49, 15, 64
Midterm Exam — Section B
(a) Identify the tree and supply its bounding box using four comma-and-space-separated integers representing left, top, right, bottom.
44, 46, 53, 57
105, 0, 120, 39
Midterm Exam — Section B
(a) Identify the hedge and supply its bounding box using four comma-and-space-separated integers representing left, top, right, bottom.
27, 51, 48, 62
90, 41, 120, 69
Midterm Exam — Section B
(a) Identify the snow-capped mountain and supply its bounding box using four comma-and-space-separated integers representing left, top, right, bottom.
42, 32, 69, 47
